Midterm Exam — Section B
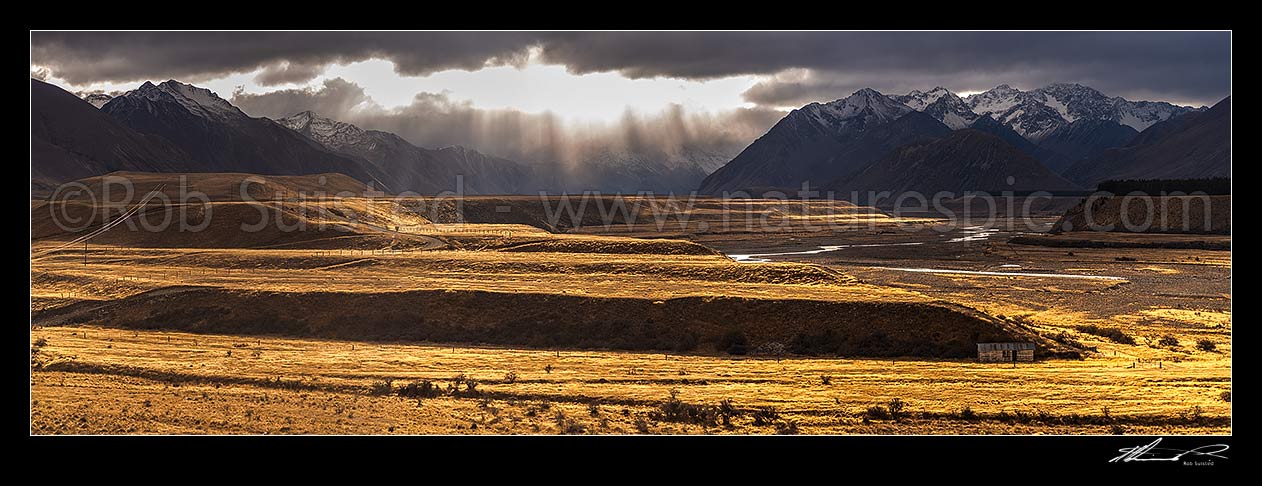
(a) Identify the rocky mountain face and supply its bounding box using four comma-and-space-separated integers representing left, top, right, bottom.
961, 84, 1066, 141
1035, 119, 1139, 172
828, 129, 1080, 197
698, 88, 950, 195
967, 115, 1071, 170
698, 82, 1213, 197
891, 87, 979, 130
80, 92, 113, 108
100, 80, 386, 187
277, 111, 530, 195
964, 83, 1196, 142
1064, 97, 1231, 187
889, 84, 1167, 171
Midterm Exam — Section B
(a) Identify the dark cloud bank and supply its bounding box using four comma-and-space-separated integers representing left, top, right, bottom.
32, 31, 1232, 107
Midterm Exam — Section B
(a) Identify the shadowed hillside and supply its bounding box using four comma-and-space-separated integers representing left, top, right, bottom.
34, 287, 1063, 359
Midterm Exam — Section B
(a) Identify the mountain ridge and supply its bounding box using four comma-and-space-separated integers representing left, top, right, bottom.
31, 79, 196, 194
698, 88, 951, 195
100, 80, 388, 187
277, 111, 532, 195
1063, 97, 1230, 187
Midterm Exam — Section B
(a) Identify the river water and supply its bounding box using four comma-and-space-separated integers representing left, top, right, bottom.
725, 225, 1125, 280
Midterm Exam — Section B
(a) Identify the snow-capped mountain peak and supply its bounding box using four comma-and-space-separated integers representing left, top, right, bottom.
276, 111, 369, 149
1033, 83, 1112, 123
276, 110, 320, 130
801, 88, 912, 131
899, 87, 952, 110
119, 80, 246, 121
841, 87, 902, 110
79, 92, 114, 109
891, 87, 978, 130
1113, 99, 1200, 132
985, 84, 1019, 95
980, 83, 1197, 140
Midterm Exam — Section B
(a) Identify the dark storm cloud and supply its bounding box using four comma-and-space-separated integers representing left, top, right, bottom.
30, 31, 539, 85
535, 31, 1231, 105
232, 78, 372, 116
231, 78, 783, 165
32, 31, 1230, 106
254, 62, 330, 86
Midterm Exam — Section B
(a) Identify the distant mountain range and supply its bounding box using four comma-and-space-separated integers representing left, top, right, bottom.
698, 84, 1225, 196
964, 83, 1196, 141
1065, 97, 1231, 186
276, 111, 529, 194
33, 79, 529, 195
698, 89, 951, 194
31, 78, 1228, 198
99, 80, 388, 187
35, 78, 732, 195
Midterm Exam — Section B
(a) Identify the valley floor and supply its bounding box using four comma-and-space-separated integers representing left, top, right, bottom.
31, 327, 1228, 435
30, 197, 1231, 435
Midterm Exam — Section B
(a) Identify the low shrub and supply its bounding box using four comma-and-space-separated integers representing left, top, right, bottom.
653, 389, 719, 426
554, 410, 585, 434
864, 405, 890, 421
397, 380, 442, 399
368, 378, 394, 396
751, 406, 780, 426
1052, 331, 1084, 348
634, 415, 651, 433
717, 330, 748, 356
1181, 405, 1205, 425
717, 399, 741, 426
1075, 325, 1135, 345
888, 398, 906, 421
775, 420, 800, 435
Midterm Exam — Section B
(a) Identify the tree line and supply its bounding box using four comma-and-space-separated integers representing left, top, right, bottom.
1096, 177, 1230, 195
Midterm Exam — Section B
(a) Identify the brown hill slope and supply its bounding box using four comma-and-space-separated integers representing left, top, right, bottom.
44, 171, 373, 202
34, 286, 1060, 359
1051, 195, 1230, 234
